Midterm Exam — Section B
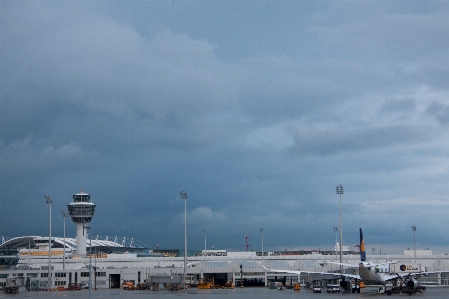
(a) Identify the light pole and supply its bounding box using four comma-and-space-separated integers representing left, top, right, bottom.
94, 233, 97, 290
412, 226, 417, 263
180, 190, 188, 286
260, 228, 264, 265
203, 229, 206, 260
333, 227, 338, 261
336, 184, 344, 272
44, 195, 52, 290
28, 235, 31, 268
84, 225, 91, 299
61, 211, 68, 270
260, 228, 265, 286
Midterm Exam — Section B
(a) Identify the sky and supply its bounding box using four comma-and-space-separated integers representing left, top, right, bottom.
1, 1, 449, 255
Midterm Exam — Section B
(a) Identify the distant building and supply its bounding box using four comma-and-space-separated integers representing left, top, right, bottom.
334, 242, 350, 252
404, 249, 433, 255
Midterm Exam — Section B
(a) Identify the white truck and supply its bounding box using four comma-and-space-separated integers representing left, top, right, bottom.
327, 284, 340, 293
313, 285, 322, 293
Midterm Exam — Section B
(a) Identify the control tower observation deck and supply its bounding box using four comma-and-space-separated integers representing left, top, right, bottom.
67, 191, 96, 256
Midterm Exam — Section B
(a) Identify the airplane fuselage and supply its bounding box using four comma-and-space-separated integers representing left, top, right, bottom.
359, 262, 389, 285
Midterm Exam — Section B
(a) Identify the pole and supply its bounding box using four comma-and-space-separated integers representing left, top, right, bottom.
336, 185, 344, 273
45, 196, 52, 290
334, 227, 338, 261
260, 228, 265, 286
203, 229, 206, 260
339, 189, 342, 267
28, 235, 31, 290
260, 228, 264, 265
89, 235, 92, 299
240, 264, 243, 288
28, 235, 31, 269
61, 211, 68, 271
83, 225, 91, 298
180, 191, 188, 286
412, 226, 417, 263
95, 234, 97, 290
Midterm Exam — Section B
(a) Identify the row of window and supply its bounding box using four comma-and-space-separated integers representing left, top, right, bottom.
1, 272, 107, 278
73, 194, 91, 202
55, 281, 66, 286
81, 272, 106, 277
68, 206, 95, 215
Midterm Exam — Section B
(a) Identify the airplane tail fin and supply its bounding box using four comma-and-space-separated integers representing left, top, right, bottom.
360, 228, 366, 262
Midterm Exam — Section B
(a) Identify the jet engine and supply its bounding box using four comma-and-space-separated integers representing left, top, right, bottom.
405, 278, 418, 288
339, 279, 352, 291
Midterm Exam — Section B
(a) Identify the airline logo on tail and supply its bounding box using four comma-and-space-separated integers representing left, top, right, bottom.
360, 228, 366, 262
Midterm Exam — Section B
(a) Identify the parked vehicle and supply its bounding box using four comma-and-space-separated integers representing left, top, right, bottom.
327, 285, 340, 293
68, 283, 81, 290
313, 285, 321, 293
121, 281, 135, 290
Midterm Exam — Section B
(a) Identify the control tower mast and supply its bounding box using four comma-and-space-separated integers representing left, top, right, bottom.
67, 191, 96, 255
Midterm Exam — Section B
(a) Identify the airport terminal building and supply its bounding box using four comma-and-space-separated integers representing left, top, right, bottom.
2, 192, 448, 290
2, 234, 449, 290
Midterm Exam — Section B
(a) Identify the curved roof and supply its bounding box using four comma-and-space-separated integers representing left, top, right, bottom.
0, 236, 124, 251
1, 236, 42, 251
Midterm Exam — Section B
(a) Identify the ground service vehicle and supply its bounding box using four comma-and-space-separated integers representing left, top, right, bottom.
327, 285, 340, 293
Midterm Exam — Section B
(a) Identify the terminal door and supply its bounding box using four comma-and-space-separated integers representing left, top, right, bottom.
109, 274, 120, 288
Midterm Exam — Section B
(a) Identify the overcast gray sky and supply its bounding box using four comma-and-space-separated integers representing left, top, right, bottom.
1, 1, 448, 254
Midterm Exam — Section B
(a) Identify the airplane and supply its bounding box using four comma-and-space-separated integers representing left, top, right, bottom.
264, 228, 431, 295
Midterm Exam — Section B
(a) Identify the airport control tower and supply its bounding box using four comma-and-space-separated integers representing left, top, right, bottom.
67, 191, 96, 256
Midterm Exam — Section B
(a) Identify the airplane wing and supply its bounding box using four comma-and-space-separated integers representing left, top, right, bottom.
324, 261, 359, 268
262, 265, 361, 280
325, 260, 400, 268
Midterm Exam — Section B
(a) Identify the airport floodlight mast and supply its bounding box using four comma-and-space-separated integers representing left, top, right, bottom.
44, 195, 52, 290
180, 190, 188, 284
203, 229, 206, 260
94, 233, 98, 290
84, 225, 91, 299
260, 228, 264, 265
67, 191, 96, 256
333, 227, 338, 260
60, 211, 69, 270
412, 226, 417, 263
336, 184, 344, 271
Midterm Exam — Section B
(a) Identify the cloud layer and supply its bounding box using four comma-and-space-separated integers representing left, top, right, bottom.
1, 1, 448, 254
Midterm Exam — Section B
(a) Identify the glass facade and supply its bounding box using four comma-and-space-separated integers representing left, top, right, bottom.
73, 193, 91, 202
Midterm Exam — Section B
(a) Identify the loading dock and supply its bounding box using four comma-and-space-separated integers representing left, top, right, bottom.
109, 274, 120, 288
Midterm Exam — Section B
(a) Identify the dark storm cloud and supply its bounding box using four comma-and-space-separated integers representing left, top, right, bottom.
379, 99, 416, 114
426, 101, 449, 126
1, 1, 448, 253
287, 125, 429, 156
